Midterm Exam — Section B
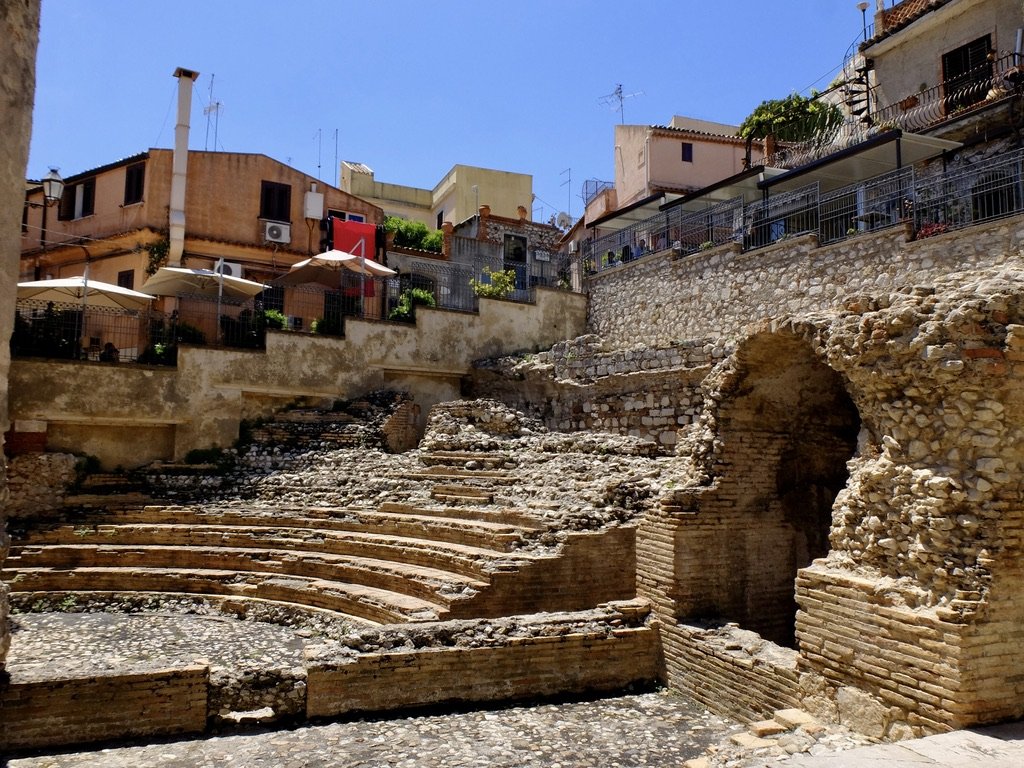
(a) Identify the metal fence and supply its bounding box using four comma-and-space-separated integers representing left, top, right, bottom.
819, 167, 914, 244
914, 148, 1024, 237
12, 300, 152, 363
581, 147, 1024, 270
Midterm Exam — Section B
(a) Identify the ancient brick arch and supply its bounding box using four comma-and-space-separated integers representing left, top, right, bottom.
653, 330, 860, 648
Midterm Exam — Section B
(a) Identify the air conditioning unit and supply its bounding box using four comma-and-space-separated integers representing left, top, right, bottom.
568, 241, 578, 254
215, 261, 244, 278
264, 221, 291, 244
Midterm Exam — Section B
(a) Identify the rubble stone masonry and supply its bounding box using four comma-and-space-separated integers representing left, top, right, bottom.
0, 0, 41, 675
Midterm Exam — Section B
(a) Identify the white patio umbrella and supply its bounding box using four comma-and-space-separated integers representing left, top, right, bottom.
272, 249, 396, 287
17, 275, 153, 310
139, 267, 267, 299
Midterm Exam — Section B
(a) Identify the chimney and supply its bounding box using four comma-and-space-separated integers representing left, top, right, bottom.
168, 67, 199, 266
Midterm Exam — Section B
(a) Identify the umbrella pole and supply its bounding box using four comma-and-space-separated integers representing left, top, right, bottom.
79, 264, 90, 359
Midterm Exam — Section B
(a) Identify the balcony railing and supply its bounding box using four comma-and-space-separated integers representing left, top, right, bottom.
578, 147, 1024, 275
872, 52, 1021, 133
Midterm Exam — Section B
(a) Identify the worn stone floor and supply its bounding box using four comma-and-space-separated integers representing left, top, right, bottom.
6, 691, 737, 767
7, 611, 1022, 767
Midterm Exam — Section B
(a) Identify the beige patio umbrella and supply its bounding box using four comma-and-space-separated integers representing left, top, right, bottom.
17, 275, 154, 310
272, 249, 396, 287
139, 267, 267, 299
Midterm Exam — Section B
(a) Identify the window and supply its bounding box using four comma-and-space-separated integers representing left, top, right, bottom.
436, 210, 444, 229
681, 142, 694, 163
124, 162, 145, 205
58, 178, 96, 221
260, 180, 291, 222
503, 233, 527, 263
117, 269, 135, 290
942, 35, 992, 114
327, 209, 365, 223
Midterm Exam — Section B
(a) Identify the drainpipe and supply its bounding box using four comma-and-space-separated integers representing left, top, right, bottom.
168, 67, 199, 267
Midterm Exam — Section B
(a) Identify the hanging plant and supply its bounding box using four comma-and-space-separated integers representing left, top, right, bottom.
141, 238, 170, 275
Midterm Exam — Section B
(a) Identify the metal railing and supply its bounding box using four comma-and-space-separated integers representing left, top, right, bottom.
872, 53, 1021, 134
913, 148, 1024, 237
12, 300, 152, 363
819, 167, 914, 244
580, 146, 1024, 272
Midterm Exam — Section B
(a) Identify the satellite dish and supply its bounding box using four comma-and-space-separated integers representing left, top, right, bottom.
556, 212, 574, 230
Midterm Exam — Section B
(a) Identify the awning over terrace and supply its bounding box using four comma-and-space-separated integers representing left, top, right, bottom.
593, 130, 961, 230
760, 129, 961, 195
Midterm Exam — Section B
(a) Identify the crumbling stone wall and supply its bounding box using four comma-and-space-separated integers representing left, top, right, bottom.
470, 335, 722, 446
632, 265, 1024, 735
0, 0, 41, 674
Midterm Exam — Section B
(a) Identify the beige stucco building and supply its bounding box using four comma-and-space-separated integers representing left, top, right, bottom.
340, 161, 534, 228
22, 150, 383, 287
582, 115, 766, 227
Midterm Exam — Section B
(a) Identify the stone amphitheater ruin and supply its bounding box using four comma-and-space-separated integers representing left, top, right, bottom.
4, 6, 1024, 766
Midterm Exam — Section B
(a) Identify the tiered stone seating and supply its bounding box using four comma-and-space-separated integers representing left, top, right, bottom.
5, 399, 635, 627
5, 501, 544, 624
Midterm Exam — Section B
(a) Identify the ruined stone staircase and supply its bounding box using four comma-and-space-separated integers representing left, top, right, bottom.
5, 397, 638, 629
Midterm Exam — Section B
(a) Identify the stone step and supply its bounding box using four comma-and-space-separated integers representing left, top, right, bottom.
376, 501, 544, 530
46, 505, 533, 552
61, 491, 158, 509
430, 485, 496, 504
419, 451, 516, 470
6, 544, 488, 607
7, 566, 444, 624
400, 466, 515, 484
11, 522, 531, 579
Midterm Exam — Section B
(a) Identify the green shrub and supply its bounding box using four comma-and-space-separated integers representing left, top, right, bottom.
263, 308, 287, 329
470, 267, 517, 299
384, 216, 443, 253
389, 287, 437, 322
311, 316, 344, 336
175, 322, 206, 344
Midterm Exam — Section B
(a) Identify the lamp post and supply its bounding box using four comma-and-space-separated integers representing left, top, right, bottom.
29, 167, 64, 278
857, 2, 870, 42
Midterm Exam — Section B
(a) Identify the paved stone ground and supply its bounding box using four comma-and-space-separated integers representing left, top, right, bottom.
7, 690, 737, 767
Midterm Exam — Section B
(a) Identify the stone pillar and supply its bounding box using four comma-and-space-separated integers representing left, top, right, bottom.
0, 0, 42, 674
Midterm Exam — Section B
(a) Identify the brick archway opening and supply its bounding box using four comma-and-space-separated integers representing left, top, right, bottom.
705, 334, 860, 648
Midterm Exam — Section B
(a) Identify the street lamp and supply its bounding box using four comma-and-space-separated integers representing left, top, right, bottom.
28, 167, 64, 279
857, 2, 870, 42
41, 167, 65, 205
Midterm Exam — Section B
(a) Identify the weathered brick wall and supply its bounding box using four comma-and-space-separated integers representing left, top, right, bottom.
307, 610, 658, 718
659, 621, 802, 723
0, 665, 208, 752
588, 215, 1024, 347
794, 566, 964, 736
455, 526, 637, 619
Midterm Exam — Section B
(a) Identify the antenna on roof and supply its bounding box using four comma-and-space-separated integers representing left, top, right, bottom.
599, 84, 644, 125
203, 74, 223, 151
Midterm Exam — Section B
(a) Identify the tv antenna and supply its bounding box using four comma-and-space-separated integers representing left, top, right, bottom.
203, 74, 223, 151
599, 83, 644, 124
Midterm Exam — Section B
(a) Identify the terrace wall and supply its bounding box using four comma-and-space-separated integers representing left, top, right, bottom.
6, 289, 586, 469
587, 214, 1024, 348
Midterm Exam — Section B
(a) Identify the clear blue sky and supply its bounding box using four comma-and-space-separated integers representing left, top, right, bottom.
28, 0, 869, 224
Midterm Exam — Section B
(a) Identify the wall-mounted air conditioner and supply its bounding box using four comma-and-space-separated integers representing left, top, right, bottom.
264, 221, 291, 244
215, 261, 244, 278
568, 241, 578, 254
